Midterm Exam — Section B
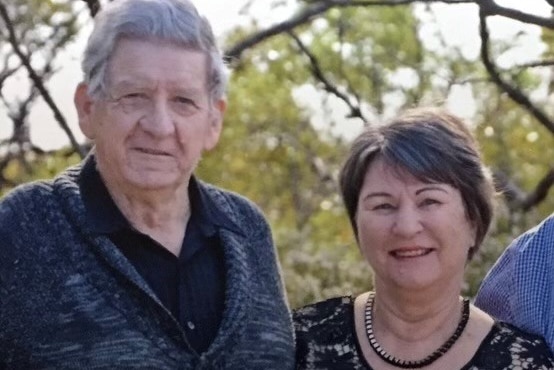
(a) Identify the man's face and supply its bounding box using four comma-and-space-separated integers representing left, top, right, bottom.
75, 38, 226, 194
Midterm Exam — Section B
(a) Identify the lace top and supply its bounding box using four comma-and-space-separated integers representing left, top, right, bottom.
293, 296, 554, 369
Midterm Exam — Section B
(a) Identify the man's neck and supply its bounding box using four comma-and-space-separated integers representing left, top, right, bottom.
104, 177, 192, 256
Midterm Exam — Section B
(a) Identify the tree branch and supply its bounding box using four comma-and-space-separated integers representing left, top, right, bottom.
0, 2, 86, 158
513, 59, 554, 69
521, 168, 554, 211
81, 0, 102, 17
495, 168, 554, 211
479, 9, 554, 135
479, 0, 554, 29
288, 31, 367, 122
225, 0, 475, 62
225, 1, 335, 62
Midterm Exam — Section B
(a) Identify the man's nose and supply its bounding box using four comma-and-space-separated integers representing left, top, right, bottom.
139, 98, 176, 136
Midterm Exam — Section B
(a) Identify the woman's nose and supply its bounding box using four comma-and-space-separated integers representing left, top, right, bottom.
391, 205, 423, 237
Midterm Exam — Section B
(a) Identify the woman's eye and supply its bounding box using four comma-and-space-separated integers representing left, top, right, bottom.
420, 198, 440, 207
373, 203, 395, 211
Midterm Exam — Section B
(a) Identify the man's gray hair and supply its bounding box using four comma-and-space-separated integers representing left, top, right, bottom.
82, 0, 228, 102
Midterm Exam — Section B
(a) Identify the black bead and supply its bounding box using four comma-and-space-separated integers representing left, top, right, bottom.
364, 292, 470, 369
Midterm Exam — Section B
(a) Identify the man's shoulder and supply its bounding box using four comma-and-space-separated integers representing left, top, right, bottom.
195, 180, 273, 243
522, 213, 554, 248
0, 180, 61, 270
197, 180, 265, 218
0, 163, 84, 234
504, 213, 554, 258
475, 214, 554, 329
1, 160, 82, 204
0, 179, 56, 214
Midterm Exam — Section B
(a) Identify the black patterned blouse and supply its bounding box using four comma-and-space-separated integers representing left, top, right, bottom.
293, 296, 554, 370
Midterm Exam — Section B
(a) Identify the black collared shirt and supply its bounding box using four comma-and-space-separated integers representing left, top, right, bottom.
79, 159, 225, 354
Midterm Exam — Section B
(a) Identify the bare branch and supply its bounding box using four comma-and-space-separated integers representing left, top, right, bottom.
479, 9, 554, 135
225, 0, 475, 62
521, 168, 554, 211
479, 0, 554, 29
0, 66, 19, 99
288, 31, 367, 122
513, 59, 554, 69
225, 1, 335, 62
495, 168, 554, 211
0, 1, 86, 158
81, 0, 102, 17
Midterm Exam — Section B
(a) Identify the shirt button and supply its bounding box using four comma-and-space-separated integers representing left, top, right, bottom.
187, 321, 195, 330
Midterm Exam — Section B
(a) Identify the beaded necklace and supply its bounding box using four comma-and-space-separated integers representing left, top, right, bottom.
364, 292, 470, 369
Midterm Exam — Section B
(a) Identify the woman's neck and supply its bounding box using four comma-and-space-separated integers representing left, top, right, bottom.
354, 291, 494, 370
371, 291, 463, 350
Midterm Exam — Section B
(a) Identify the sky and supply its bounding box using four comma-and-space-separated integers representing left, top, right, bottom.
0, 0, 551, 150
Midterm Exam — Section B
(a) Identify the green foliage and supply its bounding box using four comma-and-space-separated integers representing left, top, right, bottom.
281, 229, 371, 309
0, 150, 81, 196
1, 0, 79, 58
207, 4, 554, 307
2, 0, 553, 310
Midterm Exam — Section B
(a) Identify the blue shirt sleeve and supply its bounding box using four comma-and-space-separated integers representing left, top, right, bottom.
475, 213, 554, 350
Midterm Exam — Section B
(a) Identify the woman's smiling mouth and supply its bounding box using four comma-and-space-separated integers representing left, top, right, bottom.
390, 248, 434, 258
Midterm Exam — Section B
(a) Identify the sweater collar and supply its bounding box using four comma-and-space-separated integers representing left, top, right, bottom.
78, 154, 243, 237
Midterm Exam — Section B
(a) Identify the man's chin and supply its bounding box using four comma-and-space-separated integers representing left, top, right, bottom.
123, 171, 188, 191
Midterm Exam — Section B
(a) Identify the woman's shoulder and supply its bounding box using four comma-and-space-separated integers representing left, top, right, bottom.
493, 321, 554, 353
470, 320, 554, 369
293, 295, 354, 327
293, 296, 370, 369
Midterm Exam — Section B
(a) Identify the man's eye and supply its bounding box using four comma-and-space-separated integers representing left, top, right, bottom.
174, 96, 197, 106
120, 93, 147, 103
172, 97, 199, 115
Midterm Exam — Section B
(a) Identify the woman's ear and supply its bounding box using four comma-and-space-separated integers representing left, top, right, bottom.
74, 83, 96, 140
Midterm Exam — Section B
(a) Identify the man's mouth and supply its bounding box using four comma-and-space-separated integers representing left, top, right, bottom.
136, 147, 170, 156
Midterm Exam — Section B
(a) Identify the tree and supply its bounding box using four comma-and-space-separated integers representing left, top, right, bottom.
0, 0, 85, 190
217, 0, 554, 304
1, 0, 553, 305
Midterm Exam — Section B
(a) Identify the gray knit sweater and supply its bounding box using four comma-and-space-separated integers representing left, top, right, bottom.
0, 157, 295, 369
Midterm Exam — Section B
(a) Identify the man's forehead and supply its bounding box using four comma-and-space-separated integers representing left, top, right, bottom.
109, 77, 206, 93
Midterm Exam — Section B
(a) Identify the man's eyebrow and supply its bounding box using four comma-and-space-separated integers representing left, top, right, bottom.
172, 87, 204, 95
110, 78, 152, 88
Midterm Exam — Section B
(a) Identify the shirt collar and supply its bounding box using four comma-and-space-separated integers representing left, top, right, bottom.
79, 155, 223, 237
79, 156, 127, 234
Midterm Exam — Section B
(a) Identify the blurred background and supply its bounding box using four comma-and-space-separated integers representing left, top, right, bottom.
0, 0, 553, 307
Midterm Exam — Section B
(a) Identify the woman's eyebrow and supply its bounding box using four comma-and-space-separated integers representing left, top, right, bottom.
362, 192, 392, 201
415, 186, 449, 195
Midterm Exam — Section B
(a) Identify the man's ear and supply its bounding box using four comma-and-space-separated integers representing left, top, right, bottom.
74, 83, 97, 140
203, 98, 227, 151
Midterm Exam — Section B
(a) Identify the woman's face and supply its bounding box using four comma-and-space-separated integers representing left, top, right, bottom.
355, 158, 476, 293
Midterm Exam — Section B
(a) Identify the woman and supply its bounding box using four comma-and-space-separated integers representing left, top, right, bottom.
293, 108, 554, 369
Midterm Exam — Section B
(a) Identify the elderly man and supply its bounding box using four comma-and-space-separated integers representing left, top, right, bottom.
476, 213, 554, 351
0, 0, 294, 368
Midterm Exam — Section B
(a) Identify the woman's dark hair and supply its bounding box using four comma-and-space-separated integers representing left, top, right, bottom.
339, 108, 495, 259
